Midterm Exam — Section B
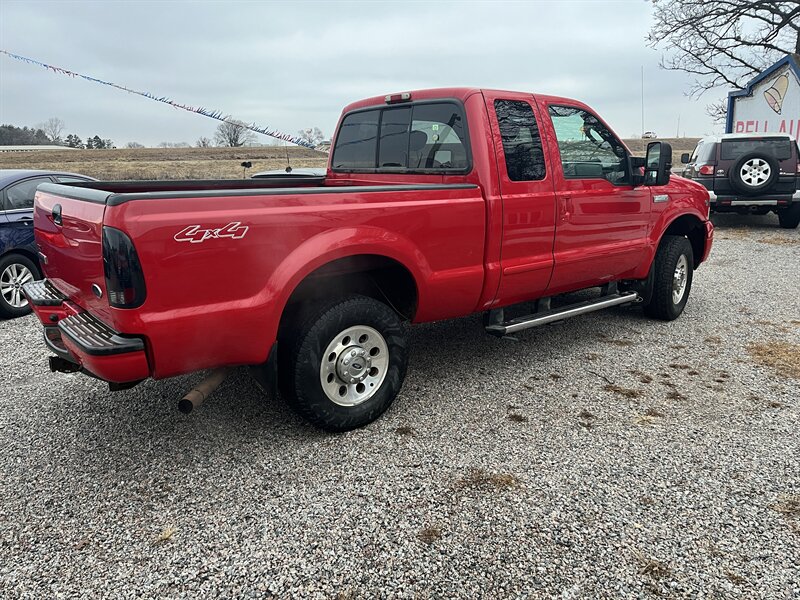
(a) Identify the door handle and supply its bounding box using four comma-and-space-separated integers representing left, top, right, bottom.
560, 196, 573, 222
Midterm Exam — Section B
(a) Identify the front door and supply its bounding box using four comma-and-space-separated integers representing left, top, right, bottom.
544, 104, 651, 294
486, 92, 558, 307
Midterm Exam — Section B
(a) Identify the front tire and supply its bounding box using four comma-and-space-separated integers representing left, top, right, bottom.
279, 295, 408, 432
643, 236, 694, 321
0, 254, 40, 319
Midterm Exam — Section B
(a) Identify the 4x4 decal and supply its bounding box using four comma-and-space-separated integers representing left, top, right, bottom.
174, 222, 249, 244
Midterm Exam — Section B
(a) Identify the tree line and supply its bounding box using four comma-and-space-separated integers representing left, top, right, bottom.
1, 119, 115, 149
2, 117, 328, 149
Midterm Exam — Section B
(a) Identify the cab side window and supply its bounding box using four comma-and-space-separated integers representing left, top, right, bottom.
494, 99, 546, 181
4, 177, 52, 211
547, 105, 629, 185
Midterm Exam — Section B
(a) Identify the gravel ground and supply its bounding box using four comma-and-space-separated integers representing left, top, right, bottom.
1, 213, 798, 599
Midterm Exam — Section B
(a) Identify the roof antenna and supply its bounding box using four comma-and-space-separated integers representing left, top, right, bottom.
284, 141, 292, 173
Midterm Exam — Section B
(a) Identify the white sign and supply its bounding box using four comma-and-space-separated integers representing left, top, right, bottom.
730, 64, 800, 140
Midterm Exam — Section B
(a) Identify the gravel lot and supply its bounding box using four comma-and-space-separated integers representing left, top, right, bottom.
1, 213, 798, 599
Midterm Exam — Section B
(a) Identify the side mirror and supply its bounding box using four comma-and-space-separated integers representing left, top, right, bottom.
680, 152, 691, 164
645, 141, 672, 186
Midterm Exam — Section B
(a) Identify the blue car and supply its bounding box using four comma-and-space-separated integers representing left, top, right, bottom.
0, 169, 94, 318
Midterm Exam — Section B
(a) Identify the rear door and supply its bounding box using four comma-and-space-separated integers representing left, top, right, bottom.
484, 92, 557, 306
543, 103, 651, 293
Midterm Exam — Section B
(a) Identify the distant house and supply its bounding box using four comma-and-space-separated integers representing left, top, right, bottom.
315, 140, 331, 153
0, 145, 75, 153
727, 53, 800, 140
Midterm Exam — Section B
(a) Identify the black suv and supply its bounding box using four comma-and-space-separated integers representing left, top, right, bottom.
681, 134, 800, 229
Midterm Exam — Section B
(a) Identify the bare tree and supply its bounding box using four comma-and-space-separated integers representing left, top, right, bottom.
126, 141, 145, 149
649, 0, 800, 121
41, 117, 65, 144
196, 136, 213, 148
297, 127, 325, 146
214, 120, 256, 147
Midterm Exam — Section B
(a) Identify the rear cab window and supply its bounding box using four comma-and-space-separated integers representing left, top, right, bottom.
332, 101, 470, 173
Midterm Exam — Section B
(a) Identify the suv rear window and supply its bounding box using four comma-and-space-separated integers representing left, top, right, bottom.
720, 138, 792, 161
332, 101, 470, 172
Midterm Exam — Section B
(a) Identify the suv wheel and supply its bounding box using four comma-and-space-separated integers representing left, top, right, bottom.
0, 254, 40, 319
729, 152, 779, 196
643, 236, 694, 321
279, 295, 408, 431
778, 204, 800, 229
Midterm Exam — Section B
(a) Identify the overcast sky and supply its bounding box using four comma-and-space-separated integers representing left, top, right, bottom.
0, 0, 728, 147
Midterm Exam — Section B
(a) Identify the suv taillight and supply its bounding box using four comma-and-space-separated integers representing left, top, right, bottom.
698, 165, 714, 176
102, 226, 147, 308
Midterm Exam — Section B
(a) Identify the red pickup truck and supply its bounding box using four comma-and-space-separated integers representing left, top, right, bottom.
24, 88, 713, 431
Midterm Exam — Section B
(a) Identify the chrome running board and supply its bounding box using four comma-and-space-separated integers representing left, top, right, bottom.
485, 292, 639, 336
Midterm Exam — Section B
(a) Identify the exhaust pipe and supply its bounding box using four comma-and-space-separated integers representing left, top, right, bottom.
178, 368, 232, 414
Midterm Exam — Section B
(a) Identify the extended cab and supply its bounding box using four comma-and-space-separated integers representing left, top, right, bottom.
24, 88, 714, 431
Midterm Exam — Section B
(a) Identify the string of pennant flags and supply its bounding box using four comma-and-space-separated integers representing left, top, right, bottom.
0, 49, 316, 148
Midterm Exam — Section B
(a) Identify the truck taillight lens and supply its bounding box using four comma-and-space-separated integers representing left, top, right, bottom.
698, 165, 714, 176
102, 226, 146, 308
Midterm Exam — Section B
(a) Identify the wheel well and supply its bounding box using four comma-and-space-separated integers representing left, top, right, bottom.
0, 248, 41, 273
280, 255, 418, 329
662, 215, 705, 268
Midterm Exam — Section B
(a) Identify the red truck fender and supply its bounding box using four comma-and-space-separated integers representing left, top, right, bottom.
261, 225, 428, 348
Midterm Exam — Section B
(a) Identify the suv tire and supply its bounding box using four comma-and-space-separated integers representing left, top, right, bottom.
778, 204, 800, 229
729, 152, 779, 196
279, 295, 408, 432
644, 236, 694, 322
0, 253, 40, 319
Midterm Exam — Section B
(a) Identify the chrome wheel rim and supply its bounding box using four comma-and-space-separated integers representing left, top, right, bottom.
320, 325, 389, 407
0, 263, 34, 309
740, 158, 770, 186
672, 254, 688, 304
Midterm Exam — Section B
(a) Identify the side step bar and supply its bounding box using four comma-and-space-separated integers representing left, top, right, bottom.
485, 292, 639, 336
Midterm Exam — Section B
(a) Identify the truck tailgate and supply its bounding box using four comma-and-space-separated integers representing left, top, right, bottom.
33, 187, 112, 324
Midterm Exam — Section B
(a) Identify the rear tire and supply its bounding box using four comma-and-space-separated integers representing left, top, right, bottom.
778, 204, 800, 229
279, 295, 408, 432
0, 254, 40, 319
643, 236, 693, 321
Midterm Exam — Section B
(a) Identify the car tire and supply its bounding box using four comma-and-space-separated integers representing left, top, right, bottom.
0, 254, 40, 319
729, 152, 779, 196
279, 295, 408, 432
643, 236, 694, 322
778, 204, 800, 229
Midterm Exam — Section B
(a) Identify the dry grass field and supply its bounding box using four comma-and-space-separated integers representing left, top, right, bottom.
0, 137, 700, 181
0, 146, 328, 180
624, 137, 700, 158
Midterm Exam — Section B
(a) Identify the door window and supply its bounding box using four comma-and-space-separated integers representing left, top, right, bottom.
547, 105, 629, 185
3, 177, 52, 211
494, 99, 546, 181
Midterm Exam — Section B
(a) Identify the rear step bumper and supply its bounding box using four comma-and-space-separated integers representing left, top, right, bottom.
22, 280, 150, 384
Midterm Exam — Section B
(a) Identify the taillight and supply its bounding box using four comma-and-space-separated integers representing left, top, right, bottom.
102, 226, 146, 308
698, 165, 714, 176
